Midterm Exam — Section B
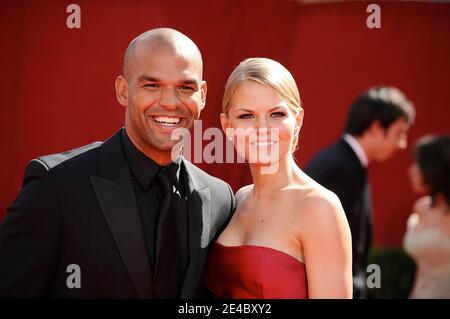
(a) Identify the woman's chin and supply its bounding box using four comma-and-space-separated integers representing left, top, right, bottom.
248, 156, 279, 168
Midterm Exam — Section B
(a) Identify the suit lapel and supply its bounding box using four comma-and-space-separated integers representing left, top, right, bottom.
90, 129, 152, 299
180, 159, 211, 298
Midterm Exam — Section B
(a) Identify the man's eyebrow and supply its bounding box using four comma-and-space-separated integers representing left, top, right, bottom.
180, 79, 200, 86
137, 76, 199, 86
137, 75, 159, 82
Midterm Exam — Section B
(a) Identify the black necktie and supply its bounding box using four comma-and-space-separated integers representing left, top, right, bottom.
152, 168, 186, 298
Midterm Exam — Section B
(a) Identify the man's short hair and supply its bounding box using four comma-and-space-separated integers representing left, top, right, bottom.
343, 86, 415, 136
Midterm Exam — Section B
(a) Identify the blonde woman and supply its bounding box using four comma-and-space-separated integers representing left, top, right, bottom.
205, 58, 352, 299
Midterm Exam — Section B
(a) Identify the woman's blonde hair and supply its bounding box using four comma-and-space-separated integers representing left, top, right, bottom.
222, 57, 302, 152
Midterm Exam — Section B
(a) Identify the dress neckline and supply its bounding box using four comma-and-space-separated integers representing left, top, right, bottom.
214, 241, 305, 265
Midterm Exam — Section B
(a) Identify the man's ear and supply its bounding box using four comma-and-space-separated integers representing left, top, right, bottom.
200, 80, 207, 111
115, 75, 128, 107
368, 120, 384, 137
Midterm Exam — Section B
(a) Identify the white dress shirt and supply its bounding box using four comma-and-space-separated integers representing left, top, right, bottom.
343, 133, 369, 168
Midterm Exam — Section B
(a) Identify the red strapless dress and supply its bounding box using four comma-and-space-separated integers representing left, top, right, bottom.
205, 241, 308, 299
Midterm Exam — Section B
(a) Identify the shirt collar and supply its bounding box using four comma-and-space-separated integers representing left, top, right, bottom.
343, 133, 369, 168
121, 129, 182, 190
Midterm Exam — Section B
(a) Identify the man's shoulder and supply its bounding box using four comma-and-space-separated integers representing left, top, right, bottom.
23, 140, 104, 185
33, 141, 102, 171
306, 140, 348, 170
25, 130, 123, 183
312, 139, 349, 160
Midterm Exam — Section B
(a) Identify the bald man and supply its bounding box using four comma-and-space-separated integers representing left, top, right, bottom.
0, 28, 235, 298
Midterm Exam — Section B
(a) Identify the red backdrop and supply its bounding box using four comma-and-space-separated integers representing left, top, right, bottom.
1, 0, 449, 247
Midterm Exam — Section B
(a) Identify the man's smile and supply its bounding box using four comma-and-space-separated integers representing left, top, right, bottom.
152, 115, 182, 126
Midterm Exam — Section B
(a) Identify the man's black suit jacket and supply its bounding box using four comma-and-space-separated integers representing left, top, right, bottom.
0, 129, 235, 298
305, 138, 372, 298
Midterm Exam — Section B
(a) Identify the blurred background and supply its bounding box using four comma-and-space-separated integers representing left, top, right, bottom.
1, 0, 449, 297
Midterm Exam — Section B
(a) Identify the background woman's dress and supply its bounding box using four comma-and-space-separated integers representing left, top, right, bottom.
403, 213, 450, 298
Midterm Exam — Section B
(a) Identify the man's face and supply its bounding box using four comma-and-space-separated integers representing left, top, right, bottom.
121, 45, 206, 154
373, 117, 410, 162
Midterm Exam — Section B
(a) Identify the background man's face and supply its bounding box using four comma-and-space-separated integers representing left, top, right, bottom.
373, 117, 410, 162
125, 45, 206, 153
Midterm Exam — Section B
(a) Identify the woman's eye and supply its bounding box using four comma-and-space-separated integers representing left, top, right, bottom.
238, 114, 254, 119
271, 112, 286, 118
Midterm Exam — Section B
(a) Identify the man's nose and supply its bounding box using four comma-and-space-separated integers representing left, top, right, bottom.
160, 87, 180, 109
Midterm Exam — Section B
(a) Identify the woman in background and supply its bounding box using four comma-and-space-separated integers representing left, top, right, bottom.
205, 58, 352, 299
403, 134, 450, 298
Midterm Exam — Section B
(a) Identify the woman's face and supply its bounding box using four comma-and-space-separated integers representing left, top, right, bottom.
220, 80, 302, 168
408, 162, 428, 195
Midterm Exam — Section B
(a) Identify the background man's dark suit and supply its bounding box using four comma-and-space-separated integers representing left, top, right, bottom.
0, 129, 235, 298
305, 138, 372, 298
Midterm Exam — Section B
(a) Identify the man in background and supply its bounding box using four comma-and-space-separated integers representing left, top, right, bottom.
305, 86, 415, 298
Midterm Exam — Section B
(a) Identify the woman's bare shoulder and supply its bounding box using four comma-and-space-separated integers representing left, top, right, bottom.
295, 185, 348, 232
298, 184, 343, 213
